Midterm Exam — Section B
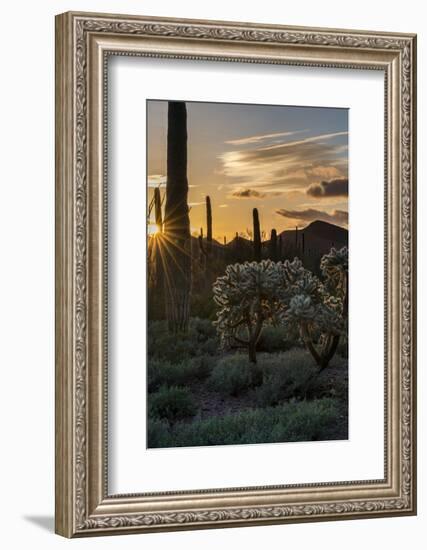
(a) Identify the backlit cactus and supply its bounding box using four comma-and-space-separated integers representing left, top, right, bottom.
163, 101, 192, 333
253, 208, 261, 261
269, 229, 278, 261
213, 260, 283, 363
206, 195, 212, 256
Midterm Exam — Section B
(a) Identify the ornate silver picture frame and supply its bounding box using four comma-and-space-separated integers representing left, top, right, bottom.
55, 11, 416, 537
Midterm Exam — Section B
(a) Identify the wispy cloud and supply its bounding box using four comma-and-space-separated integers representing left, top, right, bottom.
276, 208, 348, 227
306, 178, 348, 198
219, 204, 229, 208
147, 174, 166, 188
220, 131, 348, 192
225, 130, 306, 146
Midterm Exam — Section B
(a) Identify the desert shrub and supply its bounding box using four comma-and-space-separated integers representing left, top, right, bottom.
147, 398, 342, 448
147, 318, 219, 364
147, 356, 215, 392
306, 355, 348, 400
208, 354, 262, 396
337, 336, 348, 358
254, 349, 317, 406
190, 292, 217, 320
147, 418, 171, 448
256, 326, 295, 353
148, 386, 197, 423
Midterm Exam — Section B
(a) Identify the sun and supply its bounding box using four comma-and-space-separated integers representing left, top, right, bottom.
148, 223, 160, 236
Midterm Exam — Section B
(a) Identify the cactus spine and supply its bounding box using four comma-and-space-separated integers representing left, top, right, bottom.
253, 208, 261, 261
163, 101, 192, 333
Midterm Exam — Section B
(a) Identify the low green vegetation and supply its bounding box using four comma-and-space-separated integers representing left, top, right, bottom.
208, 355, 261, 396
147, 321, 348, 448
147, 398, 340, 448
148, 386, 197, 423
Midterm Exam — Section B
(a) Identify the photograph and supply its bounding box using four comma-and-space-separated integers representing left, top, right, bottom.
146, 99, 349, 449
53, 9, 416, 538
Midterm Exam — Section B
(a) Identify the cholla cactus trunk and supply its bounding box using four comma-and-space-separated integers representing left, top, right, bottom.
253, 208, 261, 261
206, 195, 212, 256
302, 233, 305, 256
163, 101, 192, 333
269, 229, 278, 261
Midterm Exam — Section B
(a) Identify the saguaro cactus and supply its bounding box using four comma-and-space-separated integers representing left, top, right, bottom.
234, 232, 241, 262
295, 226, 298, 254
198, 227, 206, 268
253, 208, 261, 262
153, 187, 164, 300
206, 195, 212, 256
269, 229, 278, 261
154, 187, 163, 234
163, 101, 192, 333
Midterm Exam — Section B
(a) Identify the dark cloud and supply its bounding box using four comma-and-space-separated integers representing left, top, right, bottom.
306, 178, 348, 198
276, 208, 348, 226
231, 188, 266, 198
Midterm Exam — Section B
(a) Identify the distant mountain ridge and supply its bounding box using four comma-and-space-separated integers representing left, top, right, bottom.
277, 220, 347, 249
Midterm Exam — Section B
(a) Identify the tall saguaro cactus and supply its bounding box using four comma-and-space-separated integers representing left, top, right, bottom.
253, 208, 261, 262
269, 229, 278, 261
163, 101, 192, 333
153, 187, 164, 302
154, 187, 163, 234
295, 226, 298, 255
206, 195, 212, 256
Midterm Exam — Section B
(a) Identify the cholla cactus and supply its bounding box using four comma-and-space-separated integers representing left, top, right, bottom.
279, 256, 346, 370
213, 249, 348, 369
213, 260, 283, 363
321, 247, 348, 298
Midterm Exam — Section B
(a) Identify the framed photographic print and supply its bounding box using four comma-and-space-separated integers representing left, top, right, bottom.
55, 11, 417, 537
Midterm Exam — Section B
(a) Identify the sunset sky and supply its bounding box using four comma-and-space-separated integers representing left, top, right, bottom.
147, 100, 348, 241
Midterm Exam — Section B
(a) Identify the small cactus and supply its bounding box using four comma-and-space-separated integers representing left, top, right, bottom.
269, 229, 278, 261
206, 195, 212, 256
253, 208, 261, 261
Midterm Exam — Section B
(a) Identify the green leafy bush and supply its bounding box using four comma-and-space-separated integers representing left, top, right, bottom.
256, 326, 295, 353
147, 356, 215, 392
147, 398, 342, 448
254, 349, 317, 406
148, 386, 197, 423
208, 354, 262, 396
